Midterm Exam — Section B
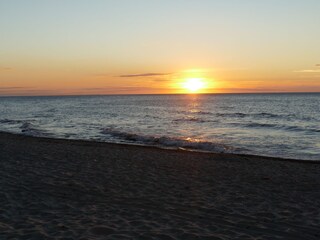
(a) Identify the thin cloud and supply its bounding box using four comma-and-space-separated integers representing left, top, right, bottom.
294, 70, 320, 73
57, 87, 169, 96
0, 87, 31, 96
294, 64, 320, 73
78, 86, 165, 92
0, 87, 26, 90
118, 73, 171, 78
0, 67, 12, 71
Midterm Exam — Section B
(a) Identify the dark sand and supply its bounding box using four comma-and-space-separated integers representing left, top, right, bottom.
0, 132, 319, 239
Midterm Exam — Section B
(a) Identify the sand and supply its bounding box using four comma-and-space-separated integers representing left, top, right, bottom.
0, 132, 319, 239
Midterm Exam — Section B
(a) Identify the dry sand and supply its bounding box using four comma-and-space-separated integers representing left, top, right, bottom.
0, 132, 319, 239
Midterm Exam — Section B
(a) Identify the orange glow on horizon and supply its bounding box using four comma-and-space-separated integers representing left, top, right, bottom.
1, 67, 320, 96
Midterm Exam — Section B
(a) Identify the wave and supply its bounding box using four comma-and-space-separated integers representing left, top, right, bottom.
0, 118, 52, 137
101, 127, 232, 153
176, 110, 213, 115
19, 122, 47, 137
193, 110, 212, 115
46, 108, 57, 113
32, 114, 55, 118
215, 112, 280, 119
0, 119, 24, 124
237, 122, 320, 133
172, 117, 208, 123
284, 125, 320, 133
216, 113, 247, 118
244, 122, 277, 128
253, 112, 279, 118
253, 112, 315, 121
215, 112, 316, 122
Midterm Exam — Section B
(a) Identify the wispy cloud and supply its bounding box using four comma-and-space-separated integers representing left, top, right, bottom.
294, 64, 320, 73
0, 87, 26, 90
294, 69, 320, 73
51, 86, 169, 96
118, 73, 171, 78
0, 87, 74, 96
0, 67, 12, 71
78, 86, 165, 92
0, 87, 30, 96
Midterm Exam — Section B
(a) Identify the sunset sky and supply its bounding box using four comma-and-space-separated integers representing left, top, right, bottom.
1, 0, 320, 96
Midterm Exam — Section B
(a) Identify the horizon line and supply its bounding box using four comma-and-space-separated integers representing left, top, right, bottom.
0, 91, 319, 98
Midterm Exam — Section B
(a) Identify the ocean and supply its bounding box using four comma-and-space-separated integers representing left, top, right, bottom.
0, 93, 319, 160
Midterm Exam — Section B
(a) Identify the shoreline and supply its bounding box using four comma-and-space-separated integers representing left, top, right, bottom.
1, 131, 319, 163
1, 131, 320, 239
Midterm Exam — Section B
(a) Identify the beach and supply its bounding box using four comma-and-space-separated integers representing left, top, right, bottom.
0, 132, 319, 239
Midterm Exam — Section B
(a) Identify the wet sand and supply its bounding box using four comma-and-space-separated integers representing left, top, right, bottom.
0, 132, 319, 239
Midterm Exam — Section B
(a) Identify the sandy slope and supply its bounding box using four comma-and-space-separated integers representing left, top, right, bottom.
0, 132, 319, 239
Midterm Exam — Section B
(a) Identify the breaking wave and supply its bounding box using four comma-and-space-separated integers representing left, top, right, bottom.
0, 118, 49, 137
19, 122, 46, 136
101, 127, 232, 153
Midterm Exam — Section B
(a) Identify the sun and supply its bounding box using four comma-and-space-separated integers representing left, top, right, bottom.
183, 78, 205, 92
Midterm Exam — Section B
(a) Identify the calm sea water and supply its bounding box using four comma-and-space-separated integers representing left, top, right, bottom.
0, 93, 319, 160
